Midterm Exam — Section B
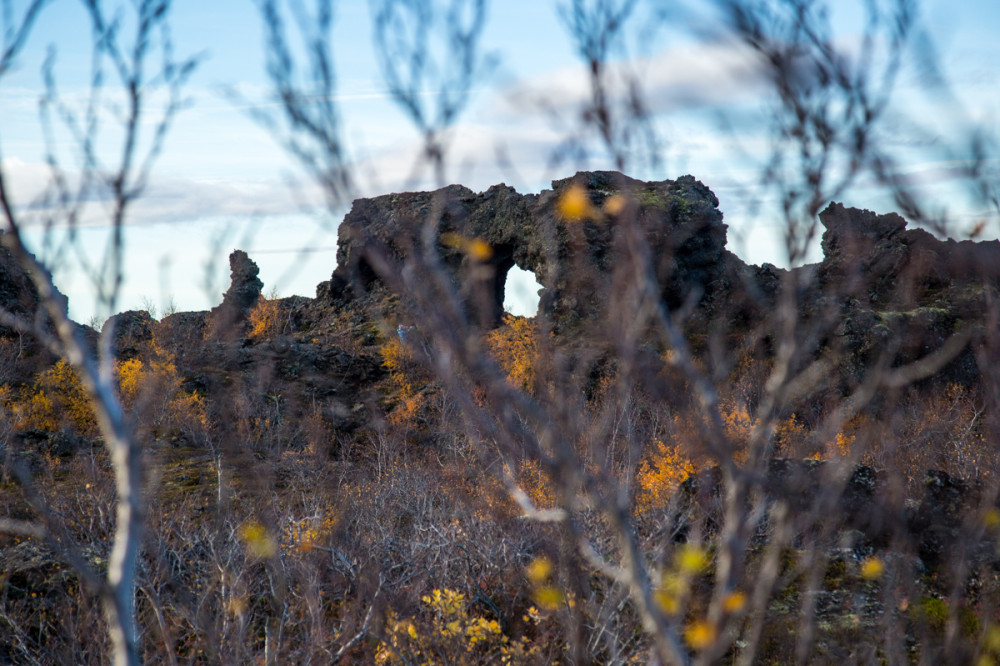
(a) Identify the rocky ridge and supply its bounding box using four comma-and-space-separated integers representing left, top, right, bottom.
322, 171, 739, 330
4, 173, 1000, 660
4, 171, 998, 446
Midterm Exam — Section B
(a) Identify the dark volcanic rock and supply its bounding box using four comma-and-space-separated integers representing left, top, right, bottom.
0, 234, 60, 382
671, 459, 892, 548
673, 459, 1000, 573
813, 202, 1000, 388
818, 202, 1000, 306
156, 311, 209, 360
208, 250, 264, 337
221, 250, 264, 313
15, 428, 95, 459
102, 310, 155, 360
322, 171, 735, 330
0, 236, 40, 324
906, 469, 997, 571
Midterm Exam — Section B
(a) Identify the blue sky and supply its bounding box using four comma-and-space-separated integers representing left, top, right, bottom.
1, 0, 997, 322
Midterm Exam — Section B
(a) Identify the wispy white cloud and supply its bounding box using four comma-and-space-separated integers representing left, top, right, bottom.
499, 39, 766, 119
4, 37, 768, 230
132, 175, 326, 223
345, 38, 769, 197
1, 155, 328, 227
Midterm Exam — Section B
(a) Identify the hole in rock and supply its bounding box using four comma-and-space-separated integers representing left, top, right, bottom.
502, 265, 542, 317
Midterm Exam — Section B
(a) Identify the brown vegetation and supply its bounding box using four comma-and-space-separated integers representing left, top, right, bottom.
5, 182, 1000, 663
3, 0, 1000, 664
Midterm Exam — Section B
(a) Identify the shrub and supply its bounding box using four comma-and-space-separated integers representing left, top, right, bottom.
486, 314, 538, 393
381, 334, 432, 428
115, 350, 209, 443
517, 458, 558, 510
248, 296, 284, 340
376, 588, 541, 665
15, 361, 96, 436
635, 440, 696, 514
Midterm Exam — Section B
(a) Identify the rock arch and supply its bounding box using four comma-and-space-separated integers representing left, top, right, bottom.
320, 171, 731, 330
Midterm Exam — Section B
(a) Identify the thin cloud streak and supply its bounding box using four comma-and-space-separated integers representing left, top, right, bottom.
498, 39, 767, 119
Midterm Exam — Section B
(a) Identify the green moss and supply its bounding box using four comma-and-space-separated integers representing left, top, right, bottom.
959, 606, 981, 637
780, 547, 800, 575
823, 558, 848, 589
637, 189, 670, 208
914, 596, 949, 633
874, 306, 951, 324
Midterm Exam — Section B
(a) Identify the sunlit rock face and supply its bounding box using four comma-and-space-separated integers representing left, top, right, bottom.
319, 171, 733, 330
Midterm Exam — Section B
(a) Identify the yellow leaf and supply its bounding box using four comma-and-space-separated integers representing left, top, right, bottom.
557, 184, 596, 222
603, 193, 628, 216
655, 572, 687, 615
985, 623, 1000, 652
684, 619, 717, 650
441, 232, 493, 261
860, 556, 884, 580
985, 508, 1000, 530
467, 238, 493, 261
533, 585, 563, 610
239, 520, 277, 559
526, 556, 553, 584
441, 231, 465, 250
676, 544, 709, 575
655, 588, 681, 615
722, 590, 747, 614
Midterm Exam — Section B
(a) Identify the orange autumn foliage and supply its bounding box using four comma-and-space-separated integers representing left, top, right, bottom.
486, 314, 538, 392
381, 335, 430, 427
721, 401, 753, 444
774, 413, 808, 456
115, 352, 208, 441
635, 440, 696, 513
15, 360, 97, 435
517, 458, 558, 510
248, 296, 284, 340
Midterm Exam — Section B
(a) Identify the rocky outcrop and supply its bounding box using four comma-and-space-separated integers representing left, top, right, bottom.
208, 250, 264, 337
322, 181, 1000, 336
221, 250, 264, 313
0, 235, 59, 383
321, 171, 734, 330
817, 203, 910, 304
814, 202, 1000, 387
0, 237, 40, 325
818, 202, 1000, 306
102, 310, 155, 360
